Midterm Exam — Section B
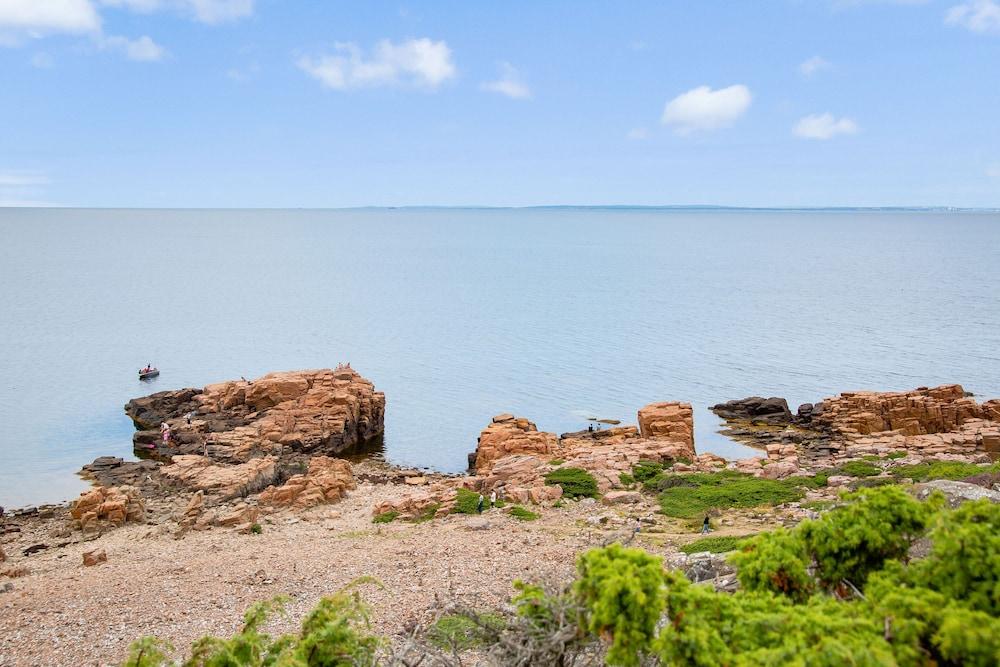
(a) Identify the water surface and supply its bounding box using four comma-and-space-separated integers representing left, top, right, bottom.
1, 208, 998, 507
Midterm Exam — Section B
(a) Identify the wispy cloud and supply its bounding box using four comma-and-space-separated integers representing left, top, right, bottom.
626, 127, 649, 141
0, 0, 101, 45
661, 84, 752, 134
298, 38, 456, 91
945, 1, 1000, 33
0, 169, 53, 207
99, 0, 254, 24
793, 113, 859, 139
988, 163, 1000, 178
799, 55, 832, 76
100, 34, 166, 61
480, 62, 530, 99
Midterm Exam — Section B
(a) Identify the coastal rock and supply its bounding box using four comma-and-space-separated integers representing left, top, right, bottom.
373, 484, 458, 520
913, 480, 1000, 507
161, 455, 279, 498
70, 485, 145, 535
0, 546, 5, 563
813, 384, 984, 436
125, 368, 385, 461
601, 491, 642, 505
637, 402, 695, 451
79, 457, 160, 491
257, 456, 355, 509
474, 415, 558, 473
710, 397, 792, 424
82, 549, 107, 567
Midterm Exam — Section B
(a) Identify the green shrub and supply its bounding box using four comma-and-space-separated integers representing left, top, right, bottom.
730, 528, 814, 602
372, 510, 398, 524
453, 487, 485, 514
848, 476, 897, 490
632, 460, 665, 482
798, 485, 929, 589
544, 467, 599, 499
618, 472, 636, 487
427, 612, 505, 650
548, 458, 565, 466
121, 638, 173, 667
657, 473, 803, 518
575, 544, 665, 666
679, 535, 752, 554
509, 505, 540, 521
836, 460, 881, 478
891, 460, 999, 482
414, 503, 440, 523
249, 523, 262, 535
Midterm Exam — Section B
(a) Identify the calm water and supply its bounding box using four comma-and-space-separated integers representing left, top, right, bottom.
1, 208, 998, 508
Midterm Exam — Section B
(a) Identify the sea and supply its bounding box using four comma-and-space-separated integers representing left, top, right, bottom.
1, 207, 998, 508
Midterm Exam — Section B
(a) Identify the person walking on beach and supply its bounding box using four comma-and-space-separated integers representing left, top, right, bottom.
476, 494, 485, 514
702, 516, 711, 534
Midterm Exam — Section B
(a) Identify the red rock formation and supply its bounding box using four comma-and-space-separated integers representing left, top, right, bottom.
637, 402, 695, 452
69, 486, 145, 535
474, 414, 558, 473
257, 456, 356, 509
815, 385, 983, 436
160, 455, 279, 498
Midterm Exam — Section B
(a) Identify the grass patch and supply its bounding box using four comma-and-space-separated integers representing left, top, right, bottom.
887, 451, 907, 460
553, 499, 565, 508
548, 458, 565, 466
249, 523, 262, 534
679, 535, 753, 554
413, 503, 441, 523
848, 477, 897, 490
801, 500, 836, 512
836, 460, 881, 478
655, 471, 804, 519
632, 460, 665, 482
861, 455, 880, 462
890, 461, 1000, 482
544, 467, 599, 499
427, 612, 505, 650
372, 510, 399, 524
454, 488, 486, 514
509, 505, 540, 521
619, 472, 636, 487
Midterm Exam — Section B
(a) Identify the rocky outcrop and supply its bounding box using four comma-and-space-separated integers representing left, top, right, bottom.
710, 397, 792, 425
160, 455, 279, 498
82, 549, 107, 567
257, 456, 355, 509
69, 486, 145, 535
124, 368, 385, 461
913, 480, 1000, 507
473, 415, 558, 473
637, 402, 695, 452
813, 385, 984, 437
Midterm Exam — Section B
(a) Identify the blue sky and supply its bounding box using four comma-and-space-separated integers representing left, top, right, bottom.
1, 0, 999, 207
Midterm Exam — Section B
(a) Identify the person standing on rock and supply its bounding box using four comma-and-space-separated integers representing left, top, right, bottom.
160, 422, 171, 447
702, 516, 711, 534
489, 490, 497, 508
476, 494, 485, 514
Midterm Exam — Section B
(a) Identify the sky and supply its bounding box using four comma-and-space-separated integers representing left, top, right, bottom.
1, 0, 999, 208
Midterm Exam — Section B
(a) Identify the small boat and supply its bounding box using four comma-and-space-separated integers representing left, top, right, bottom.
139, 368, 159, 380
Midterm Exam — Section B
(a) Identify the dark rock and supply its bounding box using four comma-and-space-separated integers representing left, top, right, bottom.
124, 388, 203, 430
80, 457, 160, 489
711, 396, 792, 423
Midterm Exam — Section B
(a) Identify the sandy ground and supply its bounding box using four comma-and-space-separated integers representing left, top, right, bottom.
0, 482, 786, 667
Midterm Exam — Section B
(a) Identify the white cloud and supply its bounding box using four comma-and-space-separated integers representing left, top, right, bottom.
661, 84, 752, 134
0, 0, 101, 44
100, 0, 253, 23
0, 170, 48, 187
799, 55, 831, 76
298, 38, 456, 90
626, 127, 649, 140
480, 62, 530, 99
793, 113, 859, 139
945, 1, 1000, 33
101, 34, 165, 61
0, 169, 52, 207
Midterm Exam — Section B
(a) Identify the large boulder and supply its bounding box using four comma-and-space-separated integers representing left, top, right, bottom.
125, 368, 385, 460
70, 485, 145, 535
637, 402, 695, 452
710, 397, 792, 424
160, 455, 279, 498
257, 456, 356, 509
473, 415, 558, 473
913, 480, 1000, 507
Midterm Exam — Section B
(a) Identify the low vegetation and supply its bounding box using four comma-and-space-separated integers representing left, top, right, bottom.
890, 460, 1000, 482
372, 510, 399, 524
544, 467, 599, 499
646, 470, 804, 518
122, 486, 1000, 666
679, 535, 752, 554
508, 505, 539, 521
453, 487, 486, 514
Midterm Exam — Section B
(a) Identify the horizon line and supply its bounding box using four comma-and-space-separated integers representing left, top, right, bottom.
2, 204, 999, 212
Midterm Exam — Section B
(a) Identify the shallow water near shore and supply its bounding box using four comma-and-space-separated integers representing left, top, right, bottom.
1, 207, 999, 508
